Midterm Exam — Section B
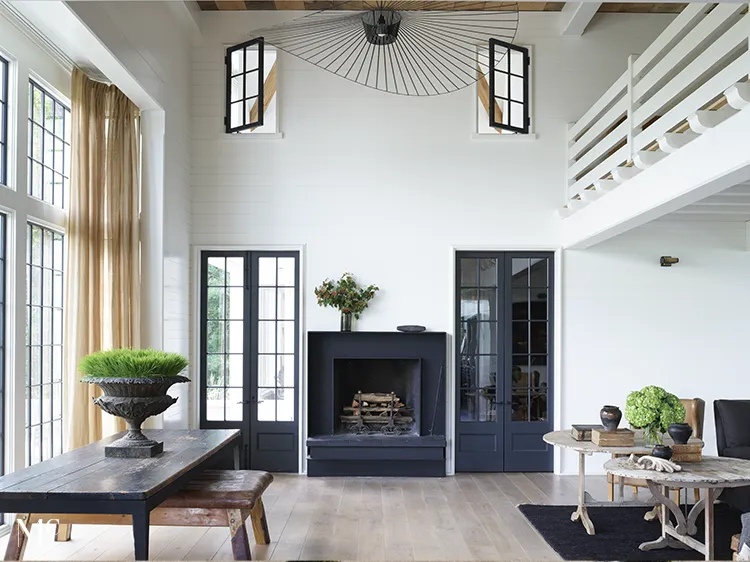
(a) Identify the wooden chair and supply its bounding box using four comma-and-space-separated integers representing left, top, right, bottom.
607, 398, 705, 503
5, 470, 273, 561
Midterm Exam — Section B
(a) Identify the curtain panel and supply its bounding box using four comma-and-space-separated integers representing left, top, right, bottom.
64, 68, 141, 450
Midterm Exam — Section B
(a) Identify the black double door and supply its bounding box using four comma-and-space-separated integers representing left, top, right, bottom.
199, 250, 300, 472
455, 252, 554, 472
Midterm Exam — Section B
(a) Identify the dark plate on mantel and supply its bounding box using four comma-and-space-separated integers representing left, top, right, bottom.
397, 325, 426, 333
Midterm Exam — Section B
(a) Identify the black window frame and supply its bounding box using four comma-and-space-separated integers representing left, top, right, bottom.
0, 54, 8, 186
27, 79, 71, 208
489, 39, 530, 135
225, 37, 265, 134
25, 222, 64, 467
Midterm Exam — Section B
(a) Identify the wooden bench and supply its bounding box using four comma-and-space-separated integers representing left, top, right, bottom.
6, 470, 273, 561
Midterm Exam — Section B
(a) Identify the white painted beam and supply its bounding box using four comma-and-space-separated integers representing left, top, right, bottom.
688, 106, 737, 134
633, 150, 667, 170
725, 82, 750, 110
594, 179, 618, 193
562, 106, 750, 249
559, 2, 602, 36
612, 166, 640, 184
658, 131, 698, 153
166, 1, 203, 44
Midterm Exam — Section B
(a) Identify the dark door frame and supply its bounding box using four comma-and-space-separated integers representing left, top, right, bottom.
197, 249, 301, 472
453, 249, 556, 473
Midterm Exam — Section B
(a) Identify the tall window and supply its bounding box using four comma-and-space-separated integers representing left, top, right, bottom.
28, 80, 70, 207
0, 55, 8, 186
26, 223, 64, 466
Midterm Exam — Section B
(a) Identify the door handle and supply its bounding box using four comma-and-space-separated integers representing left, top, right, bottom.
494, 401, 512, 406
237, 400, 252, 405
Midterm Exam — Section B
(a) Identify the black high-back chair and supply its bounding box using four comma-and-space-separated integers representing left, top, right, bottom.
715, 400, 750, 512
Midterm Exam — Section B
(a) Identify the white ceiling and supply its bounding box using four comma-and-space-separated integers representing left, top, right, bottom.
662, 181, 750, 223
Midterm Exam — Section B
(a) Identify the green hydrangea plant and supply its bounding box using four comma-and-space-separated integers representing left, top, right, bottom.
625, 385, 685, 445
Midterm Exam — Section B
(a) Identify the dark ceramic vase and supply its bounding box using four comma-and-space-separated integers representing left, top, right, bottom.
340, 312, 353, 332
82, 375, 189, 457
600, 405, 622, 432
651, 444, 673, 460
668, 423, 693, 444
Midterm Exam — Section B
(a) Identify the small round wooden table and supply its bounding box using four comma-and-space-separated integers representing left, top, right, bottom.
605, 456, 750, 561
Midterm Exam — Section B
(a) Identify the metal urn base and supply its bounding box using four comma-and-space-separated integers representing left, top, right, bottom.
84, 376, 190, 458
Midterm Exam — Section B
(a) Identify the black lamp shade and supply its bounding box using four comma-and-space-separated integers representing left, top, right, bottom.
362, 10, 402, 45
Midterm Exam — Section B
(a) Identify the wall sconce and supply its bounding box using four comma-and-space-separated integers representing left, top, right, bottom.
660, 256, 679, 267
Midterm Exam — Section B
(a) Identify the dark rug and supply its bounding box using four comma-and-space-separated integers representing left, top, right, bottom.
518, 503, 742, 561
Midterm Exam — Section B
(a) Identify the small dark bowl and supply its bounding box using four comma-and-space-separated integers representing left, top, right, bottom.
397, 325, 426, 333
651, 444, 673, 461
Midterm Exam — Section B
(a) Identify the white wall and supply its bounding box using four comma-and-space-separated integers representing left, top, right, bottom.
562, 219, 750, 474
67, 1, 194, 427
191, 11, 676, 471
193, 12, 673, 336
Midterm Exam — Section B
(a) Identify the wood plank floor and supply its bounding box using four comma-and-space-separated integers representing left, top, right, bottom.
0, 473, 649, 561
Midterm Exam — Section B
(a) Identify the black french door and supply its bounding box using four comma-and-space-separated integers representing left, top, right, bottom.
455, 252, 553, 472
199, 250, 300, 472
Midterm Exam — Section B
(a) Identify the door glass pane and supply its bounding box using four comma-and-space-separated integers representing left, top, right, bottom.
530, 291, 548, 320
258, 288, 276, 320
227, 287, 244, 319
226, 257, 244, 286
206, 388, 225, 421
459, 355, 476, 388
278, 288, 295, 319
226, 388, 243, 421
277, 355, 294, 387
258, 355, 276, 387
512, 321, 528, 354
512, 391, 528, 421
227, 354, 243, 387
512, 288, 528, 320
460, 258, 478, 286
258, 321, 275, 353
477, 322, 496, 354
277, 388, 294, 422
460, 388, 478, 421
530, 387, 548, 422
257, 388, 276, 421
258, 257, 276, 286
227, 320, 243, 354
207, 258, 226, 285
530, 322, 547, 354
277, 258, 295, 286
479, 258, 497, 286
207, 288, 225, 319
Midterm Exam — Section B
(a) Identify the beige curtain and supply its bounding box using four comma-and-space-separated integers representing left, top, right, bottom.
64, 69, 141, 450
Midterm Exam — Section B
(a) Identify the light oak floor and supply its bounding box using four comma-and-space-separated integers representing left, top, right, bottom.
0, 473, 650, 561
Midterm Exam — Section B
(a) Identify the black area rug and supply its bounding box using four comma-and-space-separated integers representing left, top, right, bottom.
518, 503, 742, 561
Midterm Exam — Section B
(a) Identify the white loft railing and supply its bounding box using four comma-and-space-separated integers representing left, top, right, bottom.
562, 3, 750, 216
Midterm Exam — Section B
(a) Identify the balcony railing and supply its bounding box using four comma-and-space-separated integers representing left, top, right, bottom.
562, 3, 750, 216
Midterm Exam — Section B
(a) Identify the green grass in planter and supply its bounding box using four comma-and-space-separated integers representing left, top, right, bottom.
80, 349, 189, 378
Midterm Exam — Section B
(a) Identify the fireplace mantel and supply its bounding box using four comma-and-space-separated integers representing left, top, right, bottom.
306, 331, 447, 477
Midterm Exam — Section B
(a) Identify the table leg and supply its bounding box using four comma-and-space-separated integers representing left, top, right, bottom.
4, 514, 31, 561
570, 452, 595, 535
132, 508, 150, 561
233, 443, 241, 470
705, 488, 716, 561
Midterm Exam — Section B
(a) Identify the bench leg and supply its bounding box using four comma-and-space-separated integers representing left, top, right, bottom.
5, 514, 31, 561
227, 508, 251, 561
55, 523, 72, 542
250, 498, 270, 545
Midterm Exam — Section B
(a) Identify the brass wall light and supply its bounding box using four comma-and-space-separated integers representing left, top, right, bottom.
660, 256, 679, 267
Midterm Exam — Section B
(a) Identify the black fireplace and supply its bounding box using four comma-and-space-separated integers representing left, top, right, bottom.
307, 331, 447, 477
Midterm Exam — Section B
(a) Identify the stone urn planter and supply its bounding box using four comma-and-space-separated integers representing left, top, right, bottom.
80, 348, 189, 458
82, 375, 189, 457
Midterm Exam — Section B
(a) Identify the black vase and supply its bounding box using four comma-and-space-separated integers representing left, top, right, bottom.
600, 405, 622, 432
651, 444, 673, 460
668, 423, 693, 444
340, 312, 353, 332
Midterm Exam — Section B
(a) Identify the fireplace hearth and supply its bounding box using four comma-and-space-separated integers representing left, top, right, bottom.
307, 331, 446, 477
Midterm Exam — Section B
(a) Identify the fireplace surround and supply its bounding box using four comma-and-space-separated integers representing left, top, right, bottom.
307, 331, 447, 477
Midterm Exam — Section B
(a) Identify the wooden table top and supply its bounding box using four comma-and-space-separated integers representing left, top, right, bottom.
0, 429, 240, 502
543, 430, 704, 455
604, 456, 750, 488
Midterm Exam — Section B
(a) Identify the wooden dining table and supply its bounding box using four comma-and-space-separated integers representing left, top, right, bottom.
0, 429, 241, 561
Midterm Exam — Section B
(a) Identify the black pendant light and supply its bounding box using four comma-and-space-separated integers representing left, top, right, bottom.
249, 1, 519, 96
